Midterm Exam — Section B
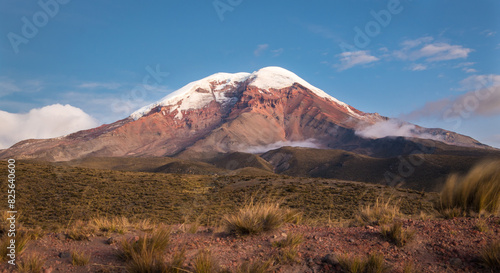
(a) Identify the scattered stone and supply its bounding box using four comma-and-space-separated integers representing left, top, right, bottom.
43, 267, 53, 273
58, 252, 70, 259
55, 233, 66, 241
349, 239, 355, 243
449, 258, 462, 267
322, 253, 339, 265
106, 237, 117, 245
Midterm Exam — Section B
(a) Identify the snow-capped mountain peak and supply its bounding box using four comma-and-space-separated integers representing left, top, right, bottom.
130, 66, 355, 120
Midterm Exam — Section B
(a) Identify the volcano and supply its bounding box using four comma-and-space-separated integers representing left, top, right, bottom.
0, 67, 492, 162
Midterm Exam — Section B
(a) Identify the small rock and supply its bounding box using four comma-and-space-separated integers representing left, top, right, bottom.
322, 253, 339, 265
58, 252, 70, 259
281, 233, 287, 238
43, 267, 53, 273
349, 239, 355, 243
366, 225, 375, 230
106, 237, 117, 245
450, 258, 462, 267
55, 233, 66, 240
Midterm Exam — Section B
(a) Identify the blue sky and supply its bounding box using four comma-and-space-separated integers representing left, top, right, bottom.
1, 0, 499, 149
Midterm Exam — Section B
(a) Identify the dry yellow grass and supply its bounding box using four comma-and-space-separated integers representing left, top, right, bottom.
439, 160, 500, 216
17, 253, 45, 273
224, 201, 292, 235
351, 199, 401, 226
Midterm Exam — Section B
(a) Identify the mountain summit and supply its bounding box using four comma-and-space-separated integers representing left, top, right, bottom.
0, 67, 490, 161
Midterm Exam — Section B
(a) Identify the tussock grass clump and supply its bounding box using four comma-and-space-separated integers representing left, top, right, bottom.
18, 253, 45, 273
224, 201, 294, 235
65, 219, 94, 241
71, 250, 90, 266
439, 160, 500, 216
475, 218, 489, 232
272, 233, 304, 264
351, 199, 400, 226
193, 250, 220, 273
381, 222, 415, 247
236, 259, 272, 273
480, 240, 500, 270
119, 227, 171, 273
272, 233, 304, 249
339, 252, 390, 273
120, 227, 171, 261
90, 216, 130, 234
0, 231, 30, 261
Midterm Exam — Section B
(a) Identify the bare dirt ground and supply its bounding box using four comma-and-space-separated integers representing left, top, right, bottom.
1, 217, 498, 273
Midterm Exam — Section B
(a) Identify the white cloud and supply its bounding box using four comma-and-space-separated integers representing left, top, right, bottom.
335, 50, 379, 71
454, 62, 475, 68
0, 104, 99, 149
463, 68, 477, 73
78, 82, 122, 90
271, 48, 284, 57
394, 37, 472, 62
254, 44, 269, 56
241, 139, 321, 153
459, 74, 500, 91
355, 119, 445, 142
418, 43, 472, 61
355, 119, 417, 139
400, 36, 434, 49
409, 64, 427, 71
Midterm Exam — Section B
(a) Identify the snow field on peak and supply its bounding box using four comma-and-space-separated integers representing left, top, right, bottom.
130, 66, 358, 120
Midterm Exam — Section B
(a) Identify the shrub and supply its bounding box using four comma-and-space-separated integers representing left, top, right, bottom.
90, 216, 129, 234
17, 253, 45, 273
480, 240, 500, 270
193, 250, 220, 273
475, 218, 489, 232
0, 231, 30, 261
71, 250, 90, 266
339, 253, 390, 273
224, 201, 291, 235
381, 222, 415, 247
439, 160, 500, 216
119, 227, 171, 272
352, 199, 400, 226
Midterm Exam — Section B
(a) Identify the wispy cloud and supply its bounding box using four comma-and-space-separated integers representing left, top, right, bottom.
463, 68, 477, 73
409, 64, 427, 71
254, 44, 269, 57
0, 78, 44, 97
402, 75, 500, 121
78, 82, 122, 90
355, 119, 445, 142
0, 104, 99, 149
481, 30, 496, 37
241, 139, 321, 153
271, 48, 284, 57
394, 37, 473, 62
335, 50, 379, 71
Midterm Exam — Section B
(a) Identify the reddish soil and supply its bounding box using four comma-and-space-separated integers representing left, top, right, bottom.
1, 217, 498, 273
